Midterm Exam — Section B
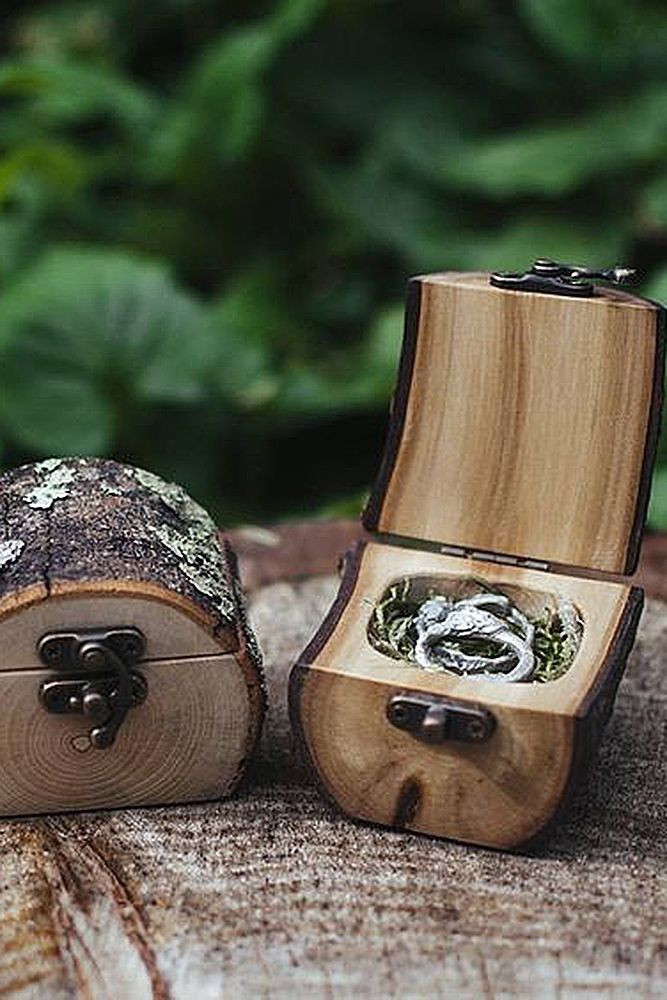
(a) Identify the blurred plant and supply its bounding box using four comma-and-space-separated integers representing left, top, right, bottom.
0, 0, 667, 524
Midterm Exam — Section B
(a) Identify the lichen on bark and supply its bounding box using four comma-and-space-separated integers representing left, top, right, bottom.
0, 457, 242, 635
0, 539, 25, 570
131, 466, 235, 622
24, 458, 76, 510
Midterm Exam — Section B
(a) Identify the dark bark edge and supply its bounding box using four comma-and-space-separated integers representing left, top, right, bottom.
288, 540, 367, 806
625, 301, 666, 574
362, 280, 422, 532
516, 585, 644, 854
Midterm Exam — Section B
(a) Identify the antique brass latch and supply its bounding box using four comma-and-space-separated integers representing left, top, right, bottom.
38, 627, 147, 749
490, 258, 635, 297
386, 691, 495, 744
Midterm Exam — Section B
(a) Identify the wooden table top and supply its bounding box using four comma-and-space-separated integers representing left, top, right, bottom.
1, 521, 666, 998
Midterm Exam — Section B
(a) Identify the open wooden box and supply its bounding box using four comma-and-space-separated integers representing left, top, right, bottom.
290, 271, 665, 849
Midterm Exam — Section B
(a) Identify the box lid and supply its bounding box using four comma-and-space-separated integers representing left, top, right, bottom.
364, 271, 665, 575
0, 457, 256, 665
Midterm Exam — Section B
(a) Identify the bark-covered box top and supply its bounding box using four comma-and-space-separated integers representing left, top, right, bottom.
0, 457, 239, 635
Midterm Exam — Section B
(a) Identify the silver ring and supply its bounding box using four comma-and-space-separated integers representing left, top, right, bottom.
414, 594, 535, 682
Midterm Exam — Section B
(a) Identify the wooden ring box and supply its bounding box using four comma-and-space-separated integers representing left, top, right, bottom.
0, 458, 264, 817
290, 271, 665, 849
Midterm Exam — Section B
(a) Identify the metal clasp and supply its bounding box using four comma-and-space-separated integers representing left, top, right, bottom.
490, 258, 636, 297
387, 691, 495, 744
38, 627, 147, 749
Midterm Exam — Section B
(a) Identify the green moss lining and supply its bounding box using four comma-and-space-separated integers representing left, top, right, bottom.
368, 578, 583, 683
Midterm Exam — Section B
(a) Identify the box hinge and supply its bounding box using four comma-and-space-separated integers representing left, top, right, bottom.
439, 543, 551, 572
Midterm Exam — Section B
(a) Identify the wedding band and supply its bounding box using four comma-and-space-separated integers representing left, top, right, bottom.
414, 595, 535, 682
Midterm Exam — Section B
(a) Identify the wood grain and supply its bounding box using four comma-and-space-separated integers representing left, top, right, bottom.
296, 667, 576, 849
297, 541, 633, 715
291, 539, 639, 848
0, 652, 251, 818
0, 593, 225, 669
1, 568, 666, 998
364, 273, 663, 574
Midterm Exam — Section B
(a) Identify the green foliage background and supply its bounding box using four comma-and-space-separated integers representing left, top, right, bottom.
2, 0, 667, 526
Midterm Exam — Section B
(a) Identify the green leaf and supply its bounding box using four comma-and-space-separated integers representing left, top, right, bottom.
640, 173, 667, 226
1, 1, 666, 522
1, 246, 211, 393
13, 5, 112, 60
0, 369, 113, 455
272, 304, 403, 419
310, 157, 459, 269
644, 266, 667, 305
357, 304, 404, 402
0, 246, 213, 454
0, 211, 39, 282
406, 87, 667, 198
0, 143, 86, 204
209, 268, 290, 409
152, 0, 324, 167
0, 59, 156, 133
648, 466, 667, 532
453, 216, 628, 273
316, 490, 367, 519
313, 154, 627, 270
519, 0, 640, 63
188, 28, 269, 161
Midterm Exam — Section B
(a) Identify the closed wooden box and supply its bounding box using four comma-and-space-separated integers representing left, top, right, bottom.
0, 457, 264, 816
290, 270, 664, 849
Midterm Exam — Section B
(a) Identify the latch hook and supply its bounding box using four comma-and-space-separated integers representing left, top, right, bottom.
38, 627, 147, 749
490, 258, 636, 297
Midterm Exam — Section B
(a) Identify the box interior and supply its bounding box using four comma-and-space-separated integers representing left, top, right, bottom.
366, 572, 583, 685
307, 541, 634, 716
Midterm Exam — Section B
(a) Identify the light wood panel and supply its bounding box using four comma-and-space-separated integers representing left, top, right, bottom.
0, 592, 265, 815
0, 592, 227, 668
291, 540, 641, 848
367, 273, 662, 574
0, 653, 251, 817
297, 668, 575, 849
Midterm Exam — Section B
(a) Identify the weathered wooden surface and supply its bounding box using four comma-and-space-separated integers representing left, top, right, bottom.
0, 546, 666, 998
